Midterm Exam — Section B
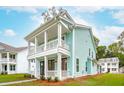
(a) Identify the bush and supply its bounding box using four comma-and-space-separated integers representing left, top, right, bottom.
54, 77, 59, 82
1, 72, 4, 75
4, 72, 8, 75
24, 74, 31, 78
31, 75, 35, 78
47, 77, 52, 82
40, 75, 45, 80
0, 72, 7, 75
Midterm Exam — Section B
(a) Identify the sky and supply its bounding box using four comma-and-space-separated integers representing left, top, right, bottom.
0, 6, 124, 47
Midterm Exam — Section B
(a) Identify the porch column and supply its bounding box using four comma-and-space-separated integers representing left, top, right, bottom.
35, 58, 40, 79
28, 59, 30, 74
57, 53, 62, 80
58, 23, 62, 47
0, 53, 1, 61
28, 41, 31, 54
35, 37, 38, 53
44, 31, 47, 51
44, 56, 48, 78
7, 52, 10, 74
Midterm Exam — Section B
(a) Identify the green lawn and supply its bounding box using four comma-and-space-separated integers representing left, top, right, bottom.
0, 74, 31, 83
65, 73, 124, 86
7, 73, 124, 86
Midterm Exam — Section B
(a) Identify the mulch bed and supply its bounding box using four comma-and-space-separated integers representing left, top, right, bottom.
33, 74, 101, 86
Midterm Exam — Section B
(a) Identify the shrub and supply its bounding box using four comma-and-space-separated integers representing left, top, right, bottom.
4, 72, 8, 75
31, 75, 35, 78
40, 75, 45, 80
0, 72, 8, 75
54, 77, 59, 82
24, 74, 31, 78
47, 77, 52, 82
1, 72, 4, 75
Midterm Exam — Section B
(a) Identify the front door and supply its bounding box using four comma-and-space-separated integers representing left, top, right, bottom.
107, 68, 110, 73
40, 61, 44, 75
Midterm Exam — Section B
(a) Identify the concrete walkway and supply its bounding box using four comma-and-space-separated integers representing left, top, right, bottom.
0, 79, 37, 86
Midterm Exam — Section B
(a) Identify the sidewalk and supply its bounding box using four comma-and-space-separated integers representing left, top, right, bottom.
0, 79, 37, 86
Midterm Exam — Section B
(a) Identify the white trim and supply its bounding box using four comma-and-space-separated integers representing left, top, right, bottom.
44, 56, 48, 78
58, 22, 62, 47
60, 21, 70, 31
34, 37, 37, 53
26, 22, 58, 41
28, 47, 70, 59
59, 16, 75, 25
57, 53, 62, 80
72, 28, 75, 77
44, 31, 47, 50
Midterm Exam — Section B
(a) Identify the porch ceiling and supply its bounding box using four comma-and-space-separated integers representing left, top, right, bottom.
30, 23, 69, 44
36, 53, 68, 61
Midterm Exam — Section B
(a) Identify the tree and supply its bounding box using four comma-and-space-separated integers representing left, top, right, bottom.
115, 53, 124, 67
108, 43, 119, 53
96, 46, 106, 60
93, 36, 100, 47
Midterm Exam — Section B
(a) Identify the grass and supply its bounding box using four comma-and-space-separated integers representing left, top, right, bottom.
7, 73, 124, 86
65, 73, 124, 86
0, 74, 31, 83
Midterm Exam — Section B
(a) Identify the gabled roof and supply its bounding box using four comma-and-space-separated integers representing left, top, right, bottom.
0, 42, 27, 52
25, 10, 76, 41
15, 47, 27, 52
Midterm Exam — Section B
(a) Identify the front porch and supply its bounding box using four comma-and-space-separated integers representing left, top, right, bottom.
29, 53, 70, 80
0, 63, 16, 74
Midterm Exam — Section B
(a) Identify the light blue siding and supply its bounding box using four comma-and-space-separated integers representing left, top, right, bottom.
65, 31, 73, 76
73, 27, 97, 76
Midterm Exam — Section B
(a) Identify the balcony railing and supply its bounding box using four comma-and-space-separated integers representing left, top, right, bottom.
28, 39, 69, 56
36, 44, 44, 53
0, 58, 16, 62
46, 39, 58, 50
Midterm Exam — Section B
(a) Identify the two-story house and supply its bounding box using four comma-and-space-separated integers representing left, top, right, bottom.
25, 7, 98, 80
98, 57, 119, 73
0, 42, 29, 74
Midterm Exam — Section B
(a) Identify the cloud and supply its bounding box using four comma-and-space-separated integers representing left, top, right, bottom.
4, 29, 16, 37
30, 14, 43, 25
0, 6, 46, 14
112, 10, 124, 24
94, 26, 124, 46
73, 6, 104, 13
71, 6, 124, 14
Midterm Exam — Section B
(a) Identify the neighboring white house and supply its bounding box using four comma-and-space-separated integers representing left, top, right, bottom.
0, 42, 29, 74
98, 57, 119, 73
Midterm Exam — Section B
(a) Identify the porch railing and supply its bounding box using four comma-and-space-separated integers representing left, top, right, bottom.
36, 44, 44, 53
62, 70, 68, 77
28, 39, 69, 55
29, 46, 35, 55
0, 58, 16, 62
47, 70, 58, 77
46, 39, 58, 50
47, 70, 68, 78
61, 40, 69, 50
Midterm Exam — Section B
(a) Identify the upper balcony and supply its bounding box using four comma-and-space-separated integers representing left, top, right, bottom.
27, 22, 71, 58
0, 53, 17, 64
0, 58, 16, 63
28, 39, 70, 57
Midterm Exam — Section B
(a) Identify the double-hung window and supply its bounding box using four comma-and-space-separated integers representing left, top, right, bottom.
76, 58, 79, 72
